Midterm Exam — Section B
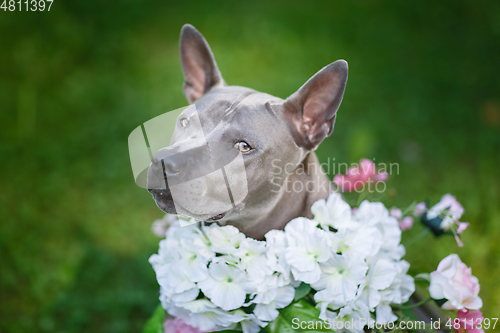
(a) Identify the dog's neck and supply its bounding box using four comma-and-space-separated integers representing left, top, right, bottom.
228, 152, 332, 240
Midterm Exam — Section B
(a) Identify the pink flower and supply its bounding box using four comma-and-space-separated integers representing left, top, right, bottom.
436, 194, 464, 216
423, 194, 469, 246
333, 159, 388, 192
333, 174, 359, 192
373, 171, 388, 182
457, 222, 469, 234
429, 254, 482, 311
164, 317, 205, 333
452, 221, 469, 247
390, 208, 403, 220
413, 202, 427, 217
427, 194, 464, 230
399, 216, 414, 231
454, 235, 464, 248
453, 220, 469, 247
358, 159, 375, 181
389, 208, 414, 231
452, 309, 484, 333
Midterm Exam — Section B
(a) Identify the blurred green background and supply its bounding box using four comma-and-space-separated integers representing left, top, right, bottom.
1, 1, 499, 332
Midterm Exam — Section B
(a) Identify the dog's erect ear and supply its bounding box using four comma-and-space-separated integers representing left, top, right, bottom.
180, 24, 226, 104
283, 60, 348, 150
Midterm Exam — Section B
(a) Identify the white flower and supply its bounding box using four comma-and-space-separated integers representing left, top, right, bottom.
159, 284, 200, 306
355, 201, 405, 261
251, 276, 279, 305
167, 219, 201, 240
354, 252, 414, 324
324, 301, 372, 333
198, 262, 252, 311
204, 224, 246, 254
426, 194, 464, 230
375, 302, 397, 324
371, 261, 413, 322
150, 242, 201, 296
231, 310, 268, 333
235, 238, 272, 282
149, 222, 210, 300
332, 224, 383, 260
311, 192, 352, 230
354, 201, 390, 226
284, 218, 332, 284
240, 317, 265, 333
165, 298, 237, 331
374, 260, 414, 308
313, 254, 368, 307
360, 259, 398, 310
368, 259, 397, 292
429, 254, 482, 310
157, 264, 200, 298
358, 260, 414, 324
390, 260, 415, 304
149, 239, 172, 271
376, 219, 402, 256
157, 221, 207, 263
253, 285, 295, 321
264, 230, 291, 283
176, 239, 210, 282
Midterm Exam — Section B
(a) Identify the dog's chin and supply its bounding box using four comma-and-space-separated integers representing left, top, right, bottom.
148, 189, 229, 222
182, 210, 228, 223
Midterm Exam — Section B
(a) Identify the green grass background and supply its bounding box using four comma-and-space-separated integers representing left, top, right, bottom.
1, 1, 499, 332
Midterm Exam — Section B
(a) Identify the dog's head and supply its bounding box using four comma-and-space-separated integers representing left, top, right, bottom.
147, 24, 347, 224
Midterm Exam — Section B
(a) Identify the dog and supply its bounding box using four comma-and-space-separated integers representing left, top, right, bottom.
147, 24, 347, 240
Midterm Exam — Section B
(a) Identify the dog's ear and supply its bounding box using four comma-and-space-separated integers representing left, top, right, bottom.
180, 24, 226, 104
283, 60, 348, 150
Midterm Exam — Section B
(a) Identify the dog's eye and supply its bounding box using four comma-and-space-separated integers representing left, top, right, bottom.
180, 118, 189, 127
235, 141, 252, 153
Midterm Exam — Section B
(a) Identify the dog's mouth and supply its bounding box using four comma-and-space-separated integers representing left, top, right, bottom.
205, 212, 226, 221
148, 188, 228, 222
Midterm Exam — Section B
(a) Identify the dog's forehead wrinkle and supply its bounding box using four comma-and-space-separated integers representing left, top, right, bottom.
223, 91, 256, 116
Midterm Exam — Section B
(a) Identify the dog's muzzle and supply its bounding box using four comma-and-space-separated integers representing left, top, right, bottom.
128, 105, 249, 220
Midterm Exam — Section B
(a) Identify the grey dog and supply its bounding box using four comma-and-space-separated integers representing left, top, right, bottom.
147, 24, 347, 240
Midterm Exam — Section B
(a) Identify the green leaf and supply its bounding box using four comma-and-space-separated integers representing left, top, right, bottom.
267, 299, 334, 333
294, 283, 312, 301
142, 304, 166, 333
